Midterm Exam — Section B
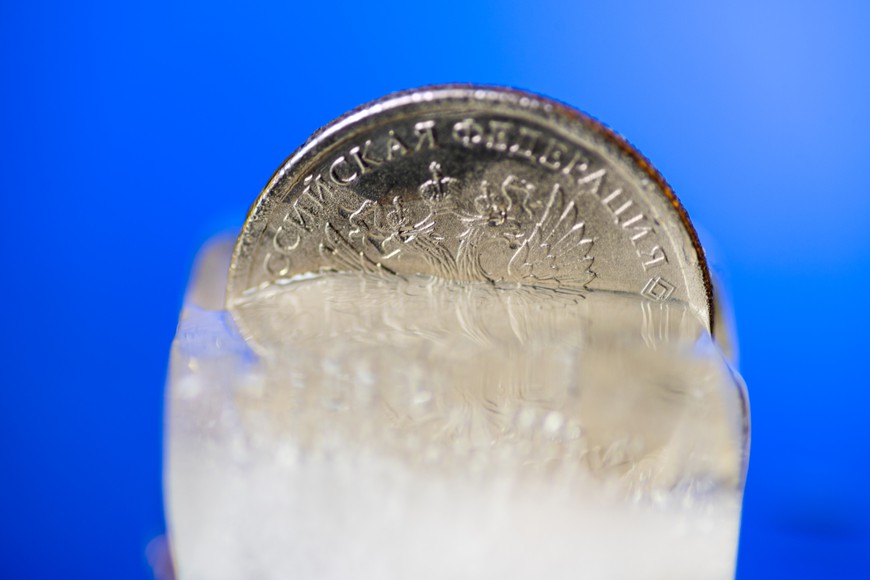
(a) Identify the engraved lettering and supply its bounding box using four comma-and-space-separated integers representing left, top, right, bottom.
385, 130, 410, 160
593, 175, 667, 272
601, 188, 622, 206
303, 173, 337, 203
329, 156, 357, 185
272, 224, 302, 253
612, 199, 633, 217
283, 191, 321, 233
486, 120, 513, 151
561, 150, 590, 178
601, 188, 634, 217
452, 118, 485, 147
640, 246, 668, 270
413, 120, 437, 150
349, 140, 382, 174
264, 252, 290, 277
509, 126, 541, 159
577, 168, 606, 195
620, 213, 653, 243
539, 138, 569, 170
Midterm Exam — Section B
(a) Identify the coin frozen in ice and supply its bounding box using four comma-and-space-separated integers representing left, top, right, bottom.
227, 85, 713, 341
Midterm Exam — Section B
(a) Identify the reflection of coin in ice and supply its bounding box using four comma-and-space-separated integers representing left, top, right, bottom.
227, 85, 713, 340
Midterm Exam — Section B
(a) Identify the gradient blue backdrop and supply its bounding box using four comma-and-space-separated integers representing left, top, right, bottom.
2, 1, 868, 578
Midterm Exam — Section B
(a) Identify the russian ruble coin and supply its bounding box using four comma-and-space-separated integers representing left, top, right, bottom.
227, 85, 714, 344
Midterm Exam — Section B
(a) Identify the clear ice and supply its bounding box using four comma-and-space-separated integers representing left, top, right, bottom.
165, 236, 749, 580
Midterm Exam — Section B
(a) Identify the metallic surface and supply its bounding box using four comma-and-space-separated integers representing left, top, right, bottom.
227, 85, 713, 340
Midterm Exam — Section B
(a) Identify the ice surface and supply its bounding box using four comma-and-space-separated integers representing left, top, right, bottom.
165, 236, 749, 580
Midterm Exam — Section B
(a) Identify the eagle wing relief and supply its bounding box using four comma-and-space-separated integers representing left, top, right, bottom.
320, 219, 398, 275
269, 166, 593, 288
318, 198, 397, 275
508, 183, 595, 289
297, 161, 463, 278
322, 191, 440, 276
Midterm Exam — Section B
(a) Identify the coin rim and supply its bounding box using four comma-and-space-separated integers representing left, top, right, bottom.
227, 84, 715, 336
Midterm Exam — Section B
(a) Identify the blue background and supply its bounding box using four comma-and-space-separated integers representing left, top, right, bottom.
2, 1, 868, 578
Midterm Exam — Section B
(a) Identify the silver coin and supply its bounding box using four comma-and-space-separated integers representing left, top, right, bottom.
227, 85, 714, 338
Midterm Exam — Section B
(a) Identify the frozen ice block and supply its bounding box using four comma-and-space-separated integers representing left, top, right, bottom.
165, 235, 749, 580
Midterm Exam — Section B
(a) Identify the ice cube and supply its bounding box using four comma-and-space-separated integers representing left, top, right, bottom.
165, 235, 748, 580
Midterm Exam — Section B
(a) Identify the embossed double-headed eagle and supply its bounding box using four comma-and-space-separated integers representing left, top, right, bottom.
455, 171, 595, 289
276, 161, 595, 290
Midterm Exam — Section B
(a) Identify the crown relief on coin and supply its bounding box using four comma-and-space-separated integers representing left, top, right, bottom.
226, 85, 714, 340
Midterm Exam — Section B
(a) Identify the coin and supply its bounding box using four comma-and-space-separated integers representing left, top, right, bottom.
227, 85, 714, 339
